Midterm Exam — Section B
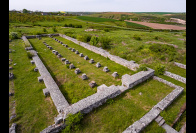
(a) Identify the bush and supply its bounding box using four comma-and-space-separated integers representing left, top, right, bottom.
77, 34, 91, 42
64, 24, 68, 27
99, 36, 112, 49
103, 28, 110, 32
90, 36, 99, 46
10, 32, 19, 39
43, 28, 47, 33
63, 112, 83, 132
26, 51, 34, 59
137, 64, 148, 72
52, 27, 57, 32
133, 34, 142, 41
154, 64, 165, 75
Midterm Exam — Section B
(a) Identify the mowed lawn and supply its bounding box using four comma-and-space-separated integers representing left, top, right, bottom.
9, 39, 58, 132
29, 36, 136, 104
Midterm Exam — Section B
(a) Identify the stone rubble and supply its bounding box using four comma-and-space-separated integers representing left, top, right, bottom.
103, 66, 109, 72
96, 62, 101, 68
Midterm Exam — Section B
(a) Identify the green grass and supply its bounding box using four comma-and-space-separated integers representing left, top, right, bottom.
126, 21, 150, 29
77, 16, 117, 22
60, 78, 175, 133
9, 39, 58, 132
28, 36, 135, 104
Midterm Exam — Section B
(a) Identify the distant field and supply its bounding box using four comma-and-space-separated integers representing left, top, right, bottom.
77, 16, 116, 22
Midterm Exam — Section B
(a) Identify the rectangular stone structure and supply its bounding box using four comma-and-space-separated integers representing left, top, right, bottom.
164, 71, 186, 84
121, 68, 154, 92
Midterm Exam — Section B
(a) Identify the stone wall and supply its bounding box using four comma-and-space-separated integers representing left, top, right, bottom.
21, 36, 69, 113
122, 76, 184, 133
121, 68, 155, 92
25, 34, 59, 39
174, 62, 186, 69
59, 34, 139, 71
164, 71, 186, 84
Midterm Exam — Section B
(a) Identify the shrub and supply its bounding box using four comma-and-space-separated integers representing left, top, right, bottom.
103, 28, 110, 32
52, 27, 57, 32
77, 34, 91, 42
154, 64, 165, 75
133, 34, 142, 41
99, 36, 112, 49
154, 36, 159, 40
90, 36, 99, 46
64, 24, 68, 27
63, 112, 83, 132
10, 32, 19, 39
68, 23, 73, 27
137, 64, 148, 72
43, 28, 47, 32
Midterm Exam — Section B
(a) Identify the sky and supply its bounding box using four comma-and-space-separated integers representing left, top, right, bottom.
9, 0, 186, 12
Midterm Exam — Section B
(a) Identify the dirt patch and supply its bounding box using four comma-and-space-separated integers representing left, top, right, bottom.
145, 41, 178, 48
125, 20, 186, 30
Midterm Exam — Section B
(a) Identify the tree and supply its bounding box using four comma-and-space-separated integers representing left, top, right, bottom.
22, 9, 28, 13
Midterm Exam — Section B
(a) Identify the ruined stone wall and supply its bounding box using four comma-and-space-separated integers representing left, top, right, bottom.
174, 62, 186, 69
59, 34, 139, 71
122, 76, 184, 133
164, 71, 186, 84
21, 36, 69, 113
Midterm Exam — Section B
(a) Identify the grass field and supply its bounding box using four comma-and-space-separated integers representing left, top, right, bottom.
9, 13, 186, 132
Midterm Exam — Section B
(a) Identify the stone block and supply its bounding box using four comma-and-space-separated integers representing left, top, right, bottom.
68, 48, 72, 50
38, 76, 43, 82
75, 50, 79, 54
69, 64, 75, 69
103, 66, 109, 72
71, 48, 76, 52
34, 67, 38, 72
57, 54, 62, 58
43, 88, 50, 97
54, 51, 59, 55
61, 58, 66, 61
9, 67, 13, 70
84, 55, 89, 60
79, 53, 84, 57
30, 60, 35, 64
9, 73, 14, 80
112, 72, 119, 78
75, 68, 81, 74
52, 50, 56, 53
89, 81, 97, 88
9, 123, 17, 133
96, 62, 101, 68
65, 60, 70, 64
81, 73, 88, 80
89, 59, 95, 64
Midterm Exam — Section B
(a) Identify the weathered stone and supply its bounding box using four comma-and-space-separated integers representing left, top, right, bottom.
9, 92, 14, 96
54, 116, 63, 125
96, 62, 101, 68
57, 53, 62, 58
84, 55, 89, 60
112, 72, 119, 78
61, 58, 66, 61
10, 114, 16, 121
54, 51, 59, 55
9, 67, 13, 70
75, 68, 81, 74
89, 81, 97, 88
68, 48, 72, 50
9, 73, 14, 80
60, 41, 63, 44
89, 59, 95, 63
79, 53, 84, 57
69, 64, 75, 69
75, 50, 79, 54
81, 73, 88, 80
49, 46, 53, 50
25, 47, 33, 50
164, 71, 186, 84
34, 67, 38, 72
103, 66, 109, 72
9, 123, 17, 133
139, 92, 142, 95
43, 88, 50, 97
38, 76, 43, 82
62, 44, 66, 46
30, 60, 35, 64
65, 60, 70, 64
52, 50, 56, 53
71, 48, 76, 52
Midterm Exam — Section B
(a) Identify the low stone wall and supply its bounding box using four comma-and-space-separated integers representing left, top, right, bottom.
121, 68, 155, 92
25, 34, 59, 39
164, 71, 186, 84
122, 76, 184, 133
174, 62, 186, 69
59, 34, 139, 71
21, 36, 69, 113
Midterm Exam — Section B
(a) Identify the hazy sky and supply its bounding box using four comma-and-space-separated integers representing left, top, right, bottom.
9, 0, 186, 12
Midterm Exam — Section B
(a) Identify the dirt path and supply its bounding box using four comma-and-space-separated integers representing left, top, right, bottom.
125, 20, 186, 30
